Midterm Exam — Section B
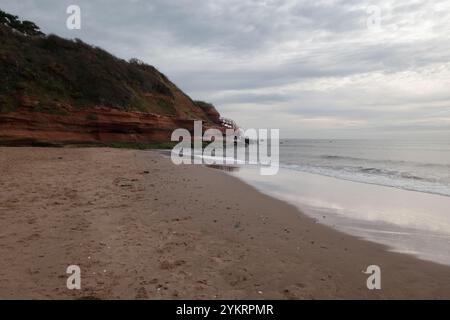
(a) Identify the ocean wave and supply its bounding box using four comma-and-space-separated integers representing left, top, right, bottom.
279, 163, 450, 197
319, 154, 450, 170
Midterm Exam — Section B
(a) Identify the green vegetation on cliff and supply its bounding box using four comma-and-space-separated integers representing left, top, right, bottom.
0, 9, 218, 122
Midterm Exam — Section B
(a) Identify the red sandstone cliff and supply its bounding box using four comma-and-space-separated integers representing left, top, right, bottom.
0, 102, 224, 145
0, 13, 227, 145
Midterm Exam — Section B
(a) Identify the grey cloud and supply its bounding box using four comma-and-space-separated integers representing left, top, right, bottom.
1, 0, 450, 138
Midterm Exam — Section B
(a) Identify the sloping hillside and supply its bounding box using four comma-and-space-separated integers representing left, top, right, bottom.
0, 10, 223, 145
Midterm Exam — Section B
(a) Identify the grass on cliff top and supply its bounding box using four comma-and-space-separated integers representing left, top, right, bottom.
0, 26, 178, 115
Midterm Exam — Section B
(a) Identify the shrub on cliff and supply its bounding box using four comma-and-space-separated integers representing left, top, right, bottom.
0, 10, 43, 36
194, 101, 214, 110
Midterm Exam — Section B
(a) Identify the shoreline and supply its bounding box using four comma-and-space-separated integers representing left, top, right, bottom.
0, 147, 449, 299
227, 165, 450, 266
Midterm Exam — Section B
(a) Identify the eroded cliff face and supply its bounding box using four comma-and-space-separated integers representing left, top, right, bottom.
0, 100, 224, 145
0, 16, 228, 145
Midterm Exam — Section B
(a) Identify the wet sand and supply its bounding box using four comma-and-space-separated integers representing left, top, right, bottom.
0, 147, 449, 299
230, 166, 450, 266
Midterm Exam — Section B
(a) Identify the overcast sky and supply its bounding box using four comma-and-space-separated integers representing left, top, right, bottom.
2, 0, 450, 138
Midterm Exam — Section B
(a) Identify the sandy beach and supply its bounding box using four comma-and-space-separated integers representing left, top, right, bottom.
0, 147, 449, 299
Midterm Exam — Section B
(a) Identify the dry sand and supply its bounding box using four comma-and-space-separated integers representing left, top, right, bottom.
0, 147, 449, 299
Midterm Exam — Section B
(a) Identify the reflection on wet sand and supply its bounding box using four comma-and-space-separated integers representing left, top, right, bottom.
206, 164, 240, 172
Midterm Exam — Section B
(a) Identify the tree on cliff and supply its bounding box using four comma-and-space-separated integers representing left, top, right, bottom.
0, 10, 43, 36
